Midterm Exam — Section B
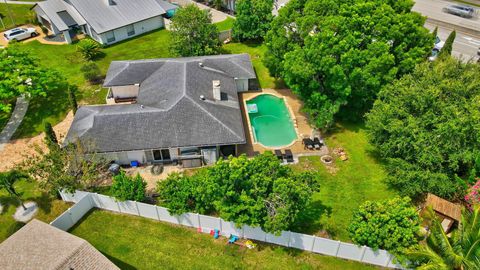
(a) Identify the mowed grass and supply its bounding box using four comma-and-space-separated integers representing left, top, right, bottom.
0, 180, 71, 242
70, 210, 381, 270
0, 4, 33, 31
291, 122, 397, 241
216, 17, 235, 31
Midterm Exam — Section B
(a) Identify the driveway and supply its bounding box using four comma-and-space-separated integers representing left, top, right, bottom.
0, 24, 65, 47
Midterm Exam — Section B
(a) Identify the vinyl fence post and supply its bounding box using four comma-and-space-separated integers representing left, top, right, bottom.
287, 231, 291, 247
197, 213, 201, 229
334, 241, 341, 256
116, 200, 121, 213
87, 194, 94, 209
385, 253, 394, 267
155, 206, 161, 221
135, 201, 141, 216
218, 218, 222, 234
67, 208, 75, 230
310, 236, 316, 252
359, 246, 367, 261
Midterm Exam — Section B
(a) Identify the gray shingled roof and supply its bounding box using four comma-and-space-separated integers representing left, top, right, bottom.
65, 54, 256, 153
68, 0, 168, 33
34, 0, 86, 31
0, 219, 119, 270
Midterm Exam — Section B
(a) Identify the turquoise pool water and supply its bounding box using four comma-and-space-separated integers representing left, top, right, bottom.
246, 94, 297, 147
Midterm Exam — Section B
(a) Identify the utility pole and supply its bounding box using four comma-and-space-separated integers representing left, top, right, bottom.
3, 0, 15, 27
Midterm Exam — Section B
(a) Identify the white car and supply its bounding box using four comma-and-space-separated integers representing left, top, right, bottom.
433, 36, 445, 52
3, 27, 38, 42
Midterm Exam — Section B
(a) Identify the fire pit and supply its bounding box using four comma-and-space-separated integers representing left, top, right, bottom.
321, 155, 334, 164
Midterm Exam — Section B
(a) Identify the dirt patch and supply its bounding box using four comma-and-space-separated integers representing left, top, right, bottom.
0, 111, 74, 172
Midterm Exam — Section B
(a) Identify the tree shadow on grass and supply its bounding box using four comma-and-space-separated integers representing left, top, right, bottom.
290, 199, 333, 237
34, 192, 53, 215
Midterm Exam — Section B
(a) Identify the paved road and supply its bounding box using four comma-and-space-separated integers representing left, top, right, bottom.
0, 96, 28, 151
425, 22, 480, 60
413, 0, 480, 35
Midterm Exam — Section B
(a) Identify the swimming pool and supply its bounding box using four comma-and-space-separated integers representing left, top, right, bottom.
246, 94, 297, 147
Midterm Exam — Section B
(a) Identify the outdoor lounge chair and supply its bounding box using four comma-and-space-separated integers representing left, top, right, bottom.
274, 149, 283, 161
302, 138, 314, 150
313, 137, 322, 150
284, 149, 294, 163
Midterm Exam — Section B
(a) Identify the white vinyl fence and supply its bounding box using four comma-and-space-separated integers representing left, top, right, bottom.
52, 190, 403, 269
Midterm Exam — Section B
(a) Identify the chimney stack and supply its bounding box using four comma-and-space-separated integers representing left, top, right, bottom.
212, 80, 221, 101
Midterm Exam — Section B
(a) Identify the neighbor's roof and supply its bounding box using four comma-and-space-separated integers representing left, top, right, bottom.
35, 0, 173, 33
0, 219, 119, 270
425, 193, 462, 221
67, 0, 169, 34
64, 54, 256, 153
34, 0, 86, 31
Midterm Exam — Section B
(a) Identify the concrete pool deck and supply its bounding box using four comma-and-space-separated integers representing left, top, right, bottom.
238, 89, 319, 156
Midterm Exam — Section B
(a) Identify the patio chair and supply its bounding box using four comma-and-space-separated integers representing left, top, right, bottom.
302, 138, 314, 150
284, 149, 294, 163
313, 137, 322, 150
274, 149, 284, 161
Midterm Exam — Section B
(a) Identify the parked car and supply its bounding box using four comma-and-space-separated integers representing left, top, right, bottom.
442, 4, 475, 18
3, 27, 38, 42
433, 36, 445, 52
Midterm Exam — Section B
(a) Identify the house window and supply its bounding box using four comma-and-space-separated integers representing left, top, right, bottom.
126, 24, 135, 36
105, 31, 115, 43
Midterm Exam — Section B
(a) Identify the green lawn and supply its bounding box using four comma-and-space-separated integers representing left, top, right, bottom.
291, 122, 397, 241
0, 180, 71, 242
216, 17, 235, 31
70, 210, 381, 270
0, 4, 33, 31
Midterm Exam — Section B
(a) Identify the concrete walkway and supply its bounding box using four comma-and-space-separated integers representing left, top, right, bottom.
0, 96, 28, 151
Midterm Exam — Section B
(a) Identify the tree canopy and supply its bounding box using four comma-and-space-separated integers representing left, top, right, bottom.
22, 140, 110, 195
232, 0, 274, 41
0, 45, 67, 112
157, 152, 319, 233
169, 4, 221, 57
264, 0, 433, 129
366, 57, 480, 199
348, 197, 420, 254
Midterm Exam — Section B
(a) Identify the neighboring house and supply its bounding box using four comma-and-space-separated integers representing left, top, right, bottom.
0, 219, 119, 270
33, 0, 178, 44
64, 54, 257, 168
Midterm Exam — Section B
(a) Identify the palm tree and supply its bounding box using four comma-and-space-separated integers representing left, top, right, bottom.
0, 170, 29, 210
406, 206, 480, 270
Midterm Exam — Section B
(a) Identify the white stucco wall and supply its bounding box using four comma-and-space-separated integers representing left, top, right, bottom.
235, 78, 249, 92
100, 150, 146, 165
111, 85, 139, 99
97, 16, 164, 45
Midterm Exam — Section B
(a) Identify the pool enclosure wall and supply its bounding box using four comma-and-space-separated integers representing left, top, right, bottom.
95, 144, 239, 168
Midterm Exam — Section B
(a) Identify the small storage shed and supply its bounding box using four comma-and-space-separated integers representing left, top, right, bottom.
425, 193, 462, 233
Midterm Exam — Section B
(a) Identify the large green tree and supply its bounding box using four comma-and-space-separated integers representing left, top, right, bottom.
232, 0, 273, 41
348, 197, 421, 254
169, 4, 221, 57
366, 57, 480, 199
264, 0, 433, 129
0, 45, 67, 112
22, 140, 110, 195
406, 206, 480, 270
157, 152, 318, 233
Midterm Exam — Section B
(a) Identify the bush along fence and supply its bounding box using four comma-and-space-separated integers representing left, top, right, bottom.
51, 190, 403, 269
